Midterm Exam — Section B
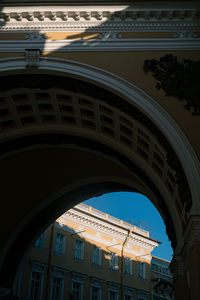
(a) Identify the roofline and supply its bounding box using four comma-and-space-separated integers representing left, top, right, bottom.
73, 204, 161, 245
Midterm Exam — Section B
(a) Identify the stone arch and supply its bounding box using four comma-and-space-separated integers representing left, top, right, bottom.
0, 56, 199, 208
0, 57, 199, 295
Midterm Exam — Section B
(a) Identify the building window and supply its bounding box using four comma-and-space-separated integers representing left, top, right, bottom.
138, 262, 146, 279
29, 271, 44, 300
90, 286, 101, 300
138, 291, 148, 300
75, 240, 84, 260
108, 290, 118, 300
34, 232, 45, 249
124, 295, 133, 300
72, 281, 83, 300
124, 257, 132, 275
110, 252, 118, 271
93, 246, 101, 265
55, 233, 65, 255
50, 276, 64, 300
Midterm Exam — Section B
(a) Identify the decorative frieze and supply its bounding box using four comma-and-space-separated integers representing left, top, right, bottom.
25, 32, 47, 40
173, 31, 198, 39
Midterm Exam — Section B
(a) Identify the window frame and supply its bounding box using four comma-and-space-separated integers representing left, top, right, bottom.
74, 239, 84, 261
28, 262, 46, 300
90, 285, 101, 300
92, 245, 101, 266
72, 280, 83, 300
50, 267, 66, 300
108, 289, 119, 300
34, 232, 46, 249
110, 252, 118, 271
55, 233, 65, 256
124, 257, 132, 275
138, 262, 146, 280
138, 291, 148, 300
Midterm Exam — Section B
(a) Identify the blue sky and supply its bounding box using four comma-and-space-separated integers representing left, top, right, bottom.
84, 192, 173, 261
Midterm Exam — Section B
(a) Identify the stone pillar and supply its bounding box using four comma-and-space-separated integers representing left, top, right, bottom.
171, 256, 189, 300
171, 216, 200, 300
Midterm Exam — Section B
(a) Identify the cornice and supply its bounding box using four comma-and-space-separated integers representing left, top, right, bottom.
61, 208, 159, 250
0, 6, 199, 32
0, 6, 199, 51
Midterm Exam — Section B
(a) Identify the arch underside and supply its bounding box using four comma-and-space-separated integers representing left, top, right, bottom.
0, 72, 192, 289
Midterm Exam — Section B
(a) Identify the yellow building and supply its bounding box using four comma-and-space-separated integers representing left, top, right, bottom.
15, 203, 173, 300
1, 1, 200, 299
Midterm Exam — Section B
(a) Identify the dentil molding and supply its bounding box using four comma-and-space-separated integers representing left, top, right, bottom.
0, 6, 199, 31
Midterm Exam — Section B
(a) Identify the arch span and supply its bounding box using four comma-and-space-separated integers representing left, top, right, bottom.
0, 57, 199, 294
0, 56, 199, 209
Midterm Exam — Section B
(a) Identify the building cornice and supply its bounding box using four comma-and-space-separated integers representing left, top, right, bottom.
0, 6, 199, 32
59, 206, 159, 251
0, 6, 199, 51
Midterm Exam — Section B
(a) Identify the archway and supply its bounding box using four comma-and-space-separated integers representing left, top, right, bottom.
0, 58, 199, 299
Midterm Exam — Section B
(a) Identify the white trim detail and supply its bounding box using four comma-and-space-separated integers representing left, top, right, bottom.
0, 38, 200, 52
0, 5, 199, 51
0, 6, 199, 30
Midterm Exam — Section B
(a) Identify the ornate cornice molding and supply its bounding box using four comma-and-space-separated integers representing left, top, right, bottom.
0, 6, 199, 32
61, 207, 159, 251
0, 6, 199, 51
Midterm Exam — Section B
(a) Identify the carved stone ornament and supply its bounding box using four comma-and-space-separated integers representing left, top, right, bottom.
25, 32, 47, 40
143, 54, 200, 116
25, 49, 41, 68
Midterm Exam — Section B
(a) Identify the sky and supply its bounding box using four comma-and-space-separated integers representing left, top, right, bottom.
84, 192, 173, 261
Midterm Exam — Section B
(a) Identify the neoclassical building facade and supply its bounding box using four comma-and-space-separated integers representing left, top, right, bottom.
16, 203, 173, 300
0, 1, 199, 299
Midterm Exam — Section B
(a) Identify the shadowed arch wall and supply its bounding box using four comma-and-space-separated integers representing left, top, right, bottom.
0, 58, 199, 295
